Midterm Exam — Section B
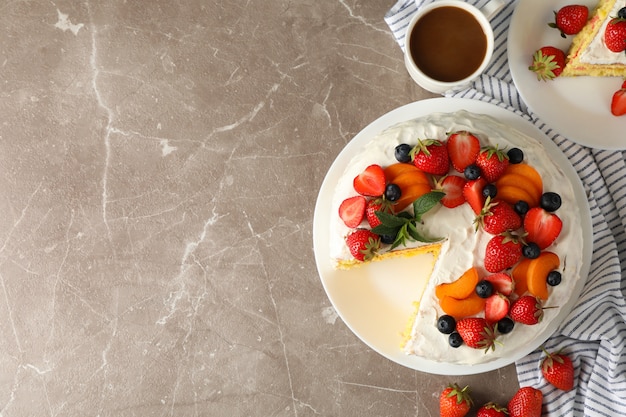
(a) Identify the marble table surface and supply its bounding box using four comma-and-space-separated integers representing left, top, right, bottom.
0, 1, 519, 415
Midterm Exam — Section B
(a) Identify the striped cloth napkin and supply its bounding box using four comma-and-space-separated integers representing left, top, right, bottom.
385, 1, 626, 415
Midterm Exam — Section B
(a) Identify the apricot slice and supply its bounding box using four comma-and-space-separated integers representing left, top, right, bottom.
436, 267, 480, 300
392, 170, 430, 189
504, 164, 543, 195
384, 163, 419, 180
497, 184, 539, 208
511, 258, 532, 297
439, 292, 486, 319
393, 183, 432, 212
496, 174, 541, 205
527, 251, 560, 300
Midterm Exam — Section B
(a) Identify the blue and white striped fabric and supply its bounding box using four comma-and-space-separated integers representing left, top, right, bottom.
386, 1, 626, 415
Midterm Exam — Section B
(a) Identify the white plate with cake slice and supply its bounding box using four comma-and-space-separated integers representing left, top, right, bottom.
508, 0, 625, 150
313, 98, 592, 375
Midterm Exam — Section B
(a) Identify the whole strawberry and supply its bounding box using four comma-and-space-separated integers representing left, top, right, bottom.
345, 229, 380, 262
439, 384, 473, 417
484, 233, 522, 273
456, 317, 496, 351
478, 199, 522, 235
365, 198, 392, 228
529, 46, 566, 81
508, 386, 543, 417
541, 348, 574, 391
412, 139, 450, 176
509, 295, 544, 325
605, 17, 626, 53
549, 5, 589, 37
475, 146, 509, 183
477, 402, 508, 417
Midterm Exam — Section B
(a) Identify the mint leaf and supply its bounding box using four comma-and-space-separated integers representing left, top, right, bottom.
375, 210, 410, 228
413, 191, 444, 221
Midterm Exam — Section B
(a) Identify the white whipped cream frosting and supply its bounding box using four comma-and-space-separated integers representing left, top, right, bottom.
580, 0, 626, 65
329, 110, 583, 365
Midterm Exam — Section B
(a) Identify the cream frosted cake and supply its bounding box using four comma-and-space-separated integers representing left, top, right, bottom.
562, 0, 626, 77
329, 110, 584, 365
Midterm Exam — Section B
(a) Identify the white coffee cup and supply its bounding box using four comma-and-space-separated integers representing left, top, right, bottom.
404, 0, 504, 94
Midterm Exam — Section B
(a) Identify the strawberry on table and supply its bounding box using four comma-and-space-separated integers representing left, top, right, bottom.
524, 207, 562, 249
438, 175, 467, 208
484, 232, 522, 273
476, 146, 509, 182
345, 229, 380, 262
353, 164, 386, 197
549, 4, 589, 37
508, 386, 543, 417
529, 46, 566, 81
477, 402, 508, 417
541, 348, 575, 391
456, 317, 496, 350
605, 17, 626, 53
338, 195, 366, 228
447, 131, 480, 173
509, 295, 545, 325
439, 384, 473, 417
412, 139, 450, 176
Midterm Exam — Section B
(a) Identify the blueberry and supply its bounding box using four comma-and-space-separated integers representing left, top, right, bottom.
496, 317, 515, 334
394, 144, 413, 163
618, 7, 626, 19
507, 148, 524, 164
547, 270, 562, 286
464, 164, 481, 180
514, 200, 529, 215
523, 242, 541, 259
385, 183, 402, 202
448, 332, 463, 348
540, 192, 562, 212
482, 184, 497, 199
437, 315, 457, 334
475, 280, 494, 298
380, 234, 396, 245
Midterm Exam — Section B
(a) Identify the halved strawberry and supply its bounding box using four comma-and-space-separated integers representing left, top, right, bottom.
346, 229, 380, 262
476, 146, 509, 183
447, 131, 480, 173
438, 175, 467, 208
353, 164, 386, 197
611, 87, 626, 116
463, 178, 487, 215
338, 195, 366, 228
524, 207, 563, 250
485, 293, 510, 323
484, 272, 514, 296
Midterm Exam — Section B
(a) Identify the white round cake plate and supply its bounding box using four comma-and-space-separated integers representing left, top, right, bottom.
312, 98, 593, 375
508, 0, 625, 150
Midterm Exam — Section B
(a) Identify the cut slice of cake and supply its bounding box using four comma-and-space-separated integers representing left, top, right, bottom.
562, 0, 626, 77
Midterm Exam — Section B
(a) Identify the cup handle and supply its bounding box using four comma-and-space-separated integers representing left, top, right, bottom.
479, 0, 505, 19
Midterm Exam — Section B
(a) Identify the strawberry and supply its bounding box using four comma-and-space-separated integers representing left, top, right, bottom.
605, 17, 626, 53
439, 384, 473, 417
477, 402, 508, 417
509, 295, 544, 325
353, 164, 386, 197
484, 293, 510, 323
541, 348, 574, 391
456, 317, 496, 350
447, 131, 480, 173
476, 146, 509, 182
478, 199, 522, 235
484, 233, 522, 273
411, 139, 450, 175
508, 386, 543, 417
365, 198, 392, 228
549, 5, 589, 37
484, 272, 514, 296
524, 207, 563, 250
438, 175, 467, 208
345, 229, 380, 262
529, 46, 566, 81
338, 195, 366, 228
611, 86, 626, 116
463, 178, 487, 215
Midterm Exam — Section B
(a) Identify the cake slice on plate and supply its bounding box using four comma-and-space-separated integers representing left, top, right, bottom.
562, 0, 626, 77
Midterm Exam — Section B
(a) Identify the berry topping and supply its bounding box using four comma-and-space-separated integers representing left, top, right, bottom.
463, 178, 488, 215
484, 272, 514, 296
482, 183, 497, 199
620, 7, 626, 19
448, 332, 463, 348
484, 232, 523, 273
507, 147, 524, 164
353, 164, 386, 197
477, 199, 522, 235
605, 17, 626, 53
365, 198, 392, 228
411, 139, 450, 175
496, 317, 514, 334
438, 175, 467, 208
463, 164, 481, 180
484, 293, 510, 323
509, 295, 545, 325
476, 145, 509, 183
514, 200, 530, 215
338, 195, 366, 228
540, 191, 562, 212
345, 229, 380, 262
394, 143, 413, 163
384, 183, 402, 202
522, 242, 541, 259
456, 317, 496, 350
524, 207, 563, 249
475, 280, 494, 298
549, 5, 589, 37
447, 131, 481, 173
547, 270, 562, 286
529, 46, 566, 80
437, 315, 457, 334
